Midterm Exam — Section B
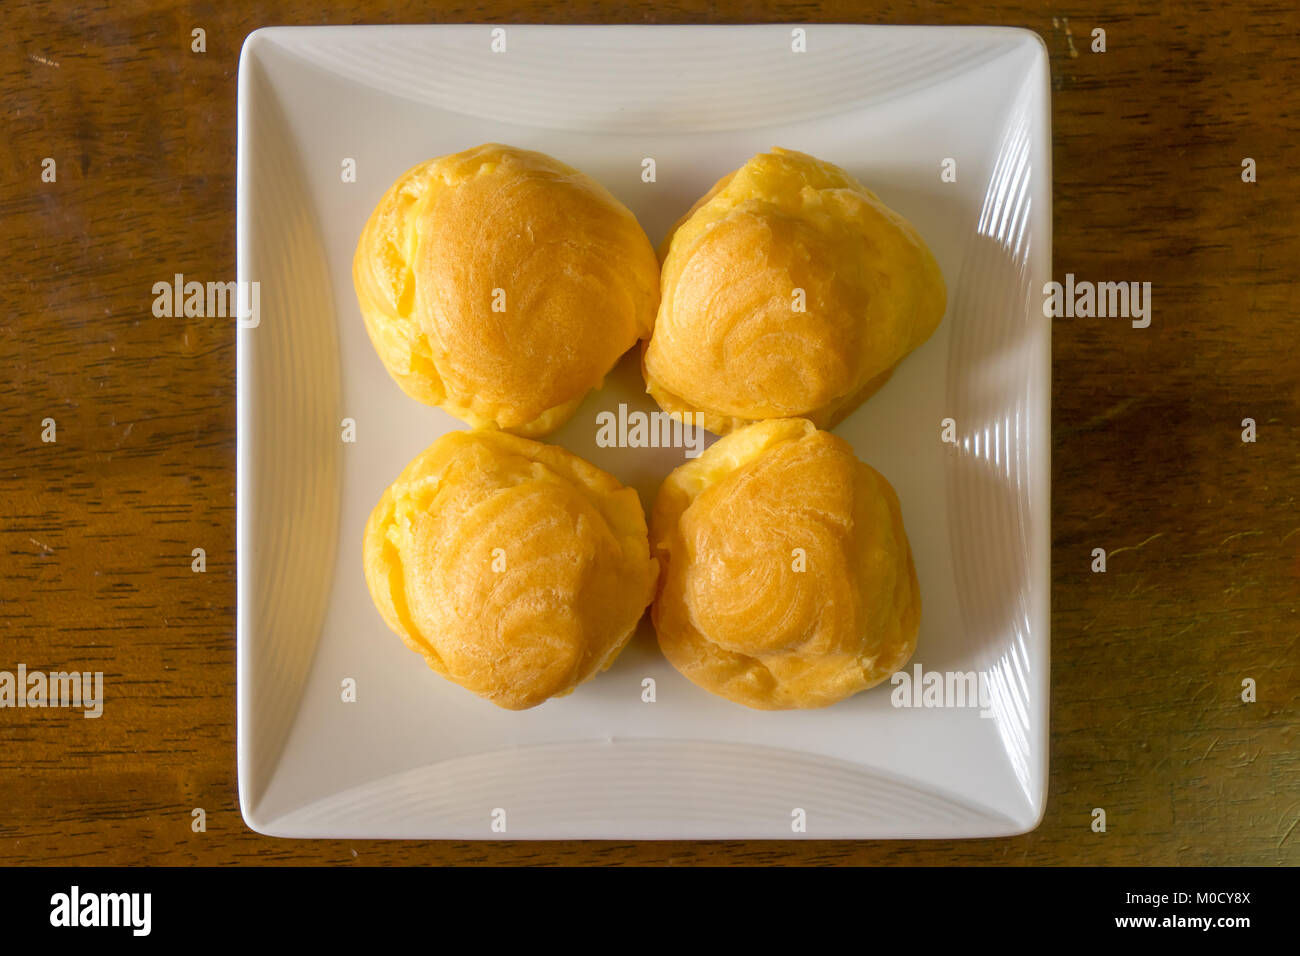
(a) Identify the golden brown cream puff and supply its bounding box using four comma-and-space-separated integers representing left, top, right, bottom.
364, 429, 657, 710
650, 418, 920, 709
354, 144, 660, 436
644, 148, 946, 435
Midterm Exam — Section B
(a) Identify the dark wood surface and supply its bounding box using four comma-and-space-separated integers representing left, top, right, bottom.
1, 0, 1296, 865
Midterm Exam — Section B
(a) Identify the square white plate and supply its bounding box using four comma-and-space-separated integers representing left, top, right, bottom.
237, 24, 1051, 839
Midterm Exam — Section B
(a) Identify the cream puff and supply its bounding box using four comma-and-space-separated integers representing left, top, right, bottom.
354, 144, 660, 436
644, 148, 946, 435
650, 418, 920, 709
364, 429, 657, 710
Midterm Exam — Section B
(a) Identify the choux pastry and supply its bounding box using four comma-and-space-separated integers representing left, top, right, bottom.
363, 429, 657, 710
354, 144, 660, 437
643, 148, 946, 435
650, 418, 920, 709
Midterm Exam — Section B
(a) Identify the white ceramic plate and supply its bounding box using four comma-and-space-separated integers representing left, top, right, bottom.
236, 24, 1052, 839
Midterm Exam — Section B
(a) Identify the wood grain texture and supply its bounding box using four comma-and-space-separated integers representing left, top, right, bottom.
1, 0, 1297, 866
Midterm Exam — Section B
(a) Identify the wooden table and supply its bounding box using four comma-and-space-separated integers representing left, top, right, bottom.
1, 0, 1296, 866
